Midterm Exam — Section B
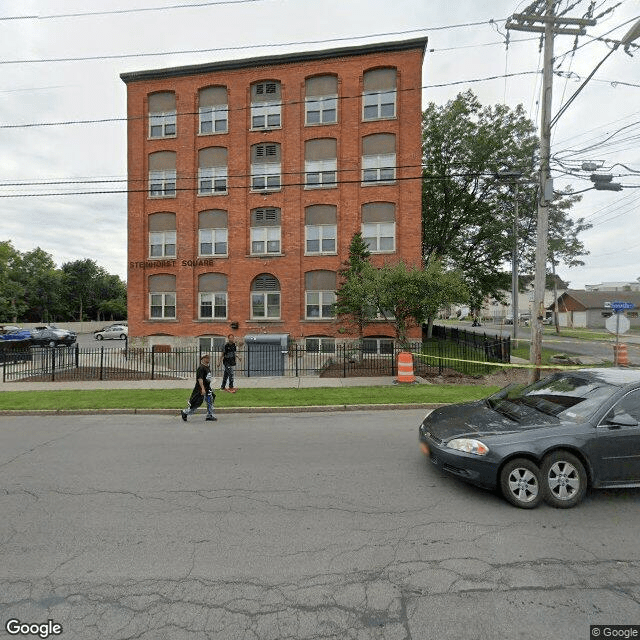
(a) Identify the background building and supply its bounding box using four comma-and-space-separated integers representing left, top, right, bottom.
121, 37, 427, 351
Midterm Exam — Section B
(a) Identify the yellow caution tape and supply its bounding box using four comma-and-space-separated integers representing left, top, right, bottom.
411, 352, 595, 370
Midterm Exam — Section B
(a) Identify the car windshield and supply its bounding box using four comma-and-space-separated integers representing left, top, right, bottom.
487, 373, 619, 422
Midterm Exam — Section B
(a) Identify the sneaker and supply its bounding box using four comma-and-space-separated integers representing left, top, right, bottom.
228, 387, 236, 393
181, 410, 188, 422
206, 415, 217, 421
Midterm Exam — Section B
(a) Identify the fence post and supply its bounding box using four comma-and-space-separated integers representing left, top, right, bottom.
151, 346, 155, 380
343, 344, 347, 378
75, 343, 79, 369
100, 346, 104, 381
51, 347, 56, 382
295, 344, 299, 377
438, 340, 443, 374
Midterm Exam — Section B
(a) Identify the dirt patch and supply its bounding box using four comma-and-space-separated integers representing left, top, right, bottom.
14, 367, 182, 383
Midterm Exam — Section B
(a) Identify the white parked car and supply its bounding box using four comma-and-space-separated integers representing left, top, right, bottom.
95, 325, 128, 340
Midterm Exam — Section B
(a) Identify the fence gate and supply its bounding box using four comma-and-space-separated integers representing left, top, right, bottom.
244, 334, 288, 377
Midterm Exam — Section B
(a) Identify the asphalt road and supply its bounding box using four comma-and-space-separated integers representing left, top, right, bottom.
1, 411, 639, 639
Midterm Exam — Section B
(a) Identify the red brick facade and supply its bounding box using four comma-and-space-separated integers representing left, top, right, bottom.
121, 38, 427, 348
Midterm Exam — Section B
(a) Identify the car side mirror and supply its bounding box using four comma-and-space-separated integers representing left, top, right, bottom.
604, 412, 639, 428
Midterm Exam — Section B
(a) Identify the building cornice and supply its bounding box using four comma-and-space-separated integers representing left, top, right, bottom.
120, 36, 428, 84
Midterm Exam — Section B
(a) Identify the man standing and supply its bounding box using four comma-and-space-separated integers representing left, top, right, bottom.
219, 334, 239, 393
181, 354, 217, 421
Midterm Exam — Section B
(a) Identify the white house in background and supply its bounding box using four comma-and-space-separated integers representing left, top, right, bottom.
481, 283, 562, 323
585, 279, 640, 292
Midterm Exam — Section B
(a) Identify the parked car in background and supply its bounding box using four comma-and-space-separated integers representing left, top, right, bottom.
419, 368, 640, 509
94, 325, 128, 340
0, 325, 23, 334
0, 328, 32, 342
93, 323, 127, 334
30, 325, 77, 347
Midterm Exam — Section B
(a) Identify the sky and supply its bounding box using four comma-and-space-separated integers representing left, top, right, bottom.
1, 0, 638, 289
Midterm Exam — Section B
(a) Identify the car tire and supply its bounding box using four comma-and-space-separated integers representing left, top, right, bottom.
119, 334, 126, 340
541, 451, 587, 509
500, 458, 543, 509
48, 340, 56, 348
96, 335, 103, 340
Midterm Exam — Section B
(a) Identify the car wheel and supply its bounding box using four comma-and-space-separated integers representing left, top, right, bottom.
500, 458, 543, 509
120, 334, 126, 340
96, 335, 103, 340
48, 340, 56, 348
541, 451, 587, 509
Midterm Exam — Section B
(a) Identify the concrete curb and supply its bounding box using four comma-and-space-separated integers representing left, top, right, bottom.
0, 403, 444, 417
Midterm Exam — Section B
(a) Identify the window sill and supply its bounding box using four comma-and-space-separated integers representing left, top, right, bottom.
148, 194, 177, 199
304, 121, 338, 127
148, 134, 177, 141
197, 130, 228, 136
362, 115, 398, 123
303, 252, 338, 257
250, 188, 282, 194
250, 126, 282, 133
246, 253, 284, 258
360, 181, 396, 187
303, 184, 338, 191
197, 192, 228, 197
197, 254, 228, 260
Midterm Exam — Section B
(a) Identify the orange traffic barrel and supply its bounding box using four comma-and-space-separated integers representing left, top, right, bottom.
395, 351, 416, 383
613, 343, 629, 366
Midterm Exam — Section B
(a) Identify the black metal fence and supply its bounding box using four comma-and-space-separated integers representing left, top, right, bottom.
1, 331, 511, 383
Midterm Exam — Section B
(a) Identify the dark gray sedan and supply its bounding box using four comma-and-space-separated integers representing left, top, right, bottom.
419, 368, 640, 508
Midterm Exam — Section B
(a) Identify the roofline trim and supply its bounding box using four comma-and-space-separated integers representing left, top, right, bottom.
120, 36, 428, 84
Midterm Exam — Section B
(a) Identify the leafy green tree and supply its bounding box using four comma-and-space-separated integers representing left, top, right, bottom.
61, 259, 108, 321
13, 247, 61, 322
421, 90, 586, 308
335, 233, 374, 344
370, 260, 468, 347
0, 241, 26, 322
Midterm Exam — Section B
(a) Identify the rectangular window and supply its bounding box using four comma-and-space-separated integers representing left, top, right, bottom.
305, 224, 336, 254
198, 166, 228, 195
149, 170, 176, 198
199, 228, 228, 256
199, 105, 228, 134
306, 291, 336, 319
251, 101, 281, 130
149, 111, 176, 138
362, 153, 396, 184
251, 227, 281, 254
305, 337, 336, 353
251, 292, 280, 319
305, 159, 337, 188
150, 293, 176, 319
251, 163, 281, 191
363, 90, 396, 121
149, 231, 176, 258
199, 292, 227, 319
305, 96, 337, 125
362, 222, 395, 253
199, 336, 226, 352
363, 338, 394, 354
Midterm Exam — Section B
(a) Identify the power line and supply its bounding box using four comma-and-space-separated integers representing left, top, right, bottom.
0, 71, 542, 130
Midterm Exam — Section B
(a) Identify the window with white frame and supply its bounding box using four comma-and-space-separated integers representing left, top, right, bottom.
363, 337, 394, 354
149, 275, 176, 319
251, 274, 280, 319
148, 212, 176, 258
148, 151, 177, 198
199, 273, 227, 320
362, 68, 397, 121
305, 336, 336, 353
251, 81, 281, 130
304, 205, 337, 255
305, 271, 336, 319
361, 202, 396, 253
198, 209, 228, 256
251, 143, 281, 191
199, 336, 226, 352
149, 170, 177, 198
198, 86, 228, 134
362, 133, 396, 184
149, 231, 176, 258
305, 138, 337, 188
305, 75, 338, 125
198, 147, 228, 195
250, 208, 281, 255
148, 92, 176, 138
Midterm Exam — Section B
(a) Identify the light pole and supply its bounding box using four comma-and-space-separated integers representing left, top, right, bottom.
497, 170, 522, 343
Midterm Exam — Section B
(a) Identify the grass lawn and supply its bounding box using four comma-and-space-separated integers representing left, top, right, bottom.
0, 384, 500, 412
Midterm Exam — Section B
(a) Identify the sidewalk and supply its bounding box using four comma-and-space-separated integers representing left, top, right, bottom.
0, 375, 421, 392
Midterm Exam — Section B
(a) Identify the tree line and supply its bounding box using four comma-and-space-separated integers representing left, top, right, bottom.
0, 241, 126, 324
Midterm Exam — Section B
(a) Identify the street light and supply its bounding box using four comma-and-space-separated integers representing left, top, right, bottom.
497, 169, 522, 343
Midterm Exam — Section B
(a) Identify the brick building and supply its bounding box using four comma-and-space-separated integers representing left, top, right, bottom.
120, 37, 427, 352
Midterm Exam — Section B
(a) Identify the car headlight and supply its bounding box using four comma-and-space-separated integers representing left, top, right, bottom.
447, 438, 489, 456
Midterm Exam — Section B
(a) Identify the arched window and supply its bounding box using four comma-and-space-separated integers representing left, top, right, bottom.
148, 212, 176, 258
305, 75, 338, 125
148, 274, 176, 319
362, 133, 396, 184
251, 274, 280, 319
148, 92, 176, 138
148, 151, 176, 198
362, 68, 397, 121
305, 271, 336, 319
251, 80, 282, 130
198, 86, 228, 134
199, 273, 228, 320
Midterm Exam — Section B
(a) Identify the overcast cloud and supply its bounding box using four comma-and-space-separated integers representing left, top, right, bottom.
1, 0, 638, 288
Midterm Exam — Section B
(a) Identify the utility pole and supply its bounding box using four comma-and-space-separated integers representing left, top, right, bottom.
507, 0, 595, 382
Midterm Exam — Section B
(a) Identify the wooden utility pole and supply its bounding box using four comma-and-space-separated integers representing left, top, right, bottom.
506, 1, 595, 382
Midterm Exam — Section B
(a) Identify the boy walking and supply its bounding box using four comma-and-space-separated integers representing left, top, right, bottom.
181, 354, 217, 422
219, 334, 239, 392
